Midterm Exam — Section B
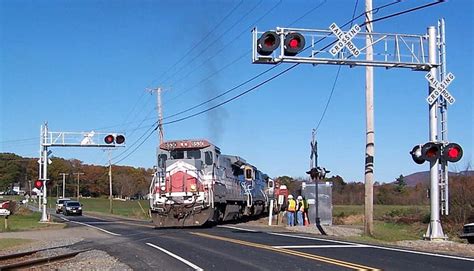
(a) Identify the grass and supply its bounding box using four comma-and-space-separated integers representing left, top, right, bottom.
0, 238, 36, 251
334, 205, 430, 242
0, 208, 64, 232
48, 197, 150, 220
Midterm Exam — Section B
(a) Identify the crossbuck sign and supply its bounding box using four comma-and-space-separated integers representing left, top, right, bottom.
425, 72, 455, 105
329, 23, 361, 57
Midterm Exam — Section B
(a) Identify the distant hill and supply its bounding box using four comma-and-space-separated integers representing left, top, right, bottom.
402, 170, 474, 187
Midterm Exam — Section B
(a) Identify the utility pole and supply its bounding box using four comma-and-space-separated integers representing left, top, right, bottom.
148, 87, 165, 145
59, 173, 68, 198
74, 172, 84, 200
364, 0, 374, 236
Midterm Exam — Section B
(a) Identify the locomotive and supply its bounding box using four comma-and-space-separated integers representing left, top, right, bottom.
148, 139, 274, 227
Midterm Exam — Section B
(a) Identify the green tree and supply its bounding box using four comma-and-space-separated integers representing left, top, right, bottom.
394, 174, 407, 193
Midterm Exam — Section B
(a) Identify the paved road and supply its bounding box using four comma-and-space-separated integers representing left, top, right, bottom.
56, 213, 473, 271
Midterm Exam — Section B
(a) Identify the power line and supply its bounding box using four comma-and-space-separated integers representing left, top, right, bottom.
112, 0, 442, 165
314, 0, 359, 132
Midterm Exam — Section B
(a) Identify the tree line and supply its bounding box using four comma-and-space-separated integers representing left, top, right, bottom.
0, 153, 153, 199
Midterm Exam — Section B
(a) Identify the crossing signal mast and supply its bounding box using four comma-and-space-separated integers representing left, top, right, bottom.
37, 123, 125, 222
252, 10, 459, 239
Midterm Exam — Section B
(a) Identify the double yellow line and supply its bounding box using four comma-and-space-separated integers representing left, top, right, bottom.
190, 232, 379, 271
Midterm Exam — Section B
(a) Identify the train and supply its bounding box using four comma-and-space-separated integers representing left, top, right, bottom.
148, 139, 277, 227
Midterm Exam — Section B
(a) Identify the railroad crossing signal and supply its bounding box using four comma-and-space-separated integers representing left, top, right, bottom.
425, 72, 455, 105
410, 142, 463, 164
34, 180, 43, 189
104, 134, 125, 145
442, 143, 463, 162
255, 31, 306, 57
329, 23, 361, 57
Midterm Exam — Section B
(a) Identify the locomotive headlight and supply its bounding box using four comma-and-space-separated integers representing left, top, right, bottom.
190, 184, 197, 192
160, 186, 166, 191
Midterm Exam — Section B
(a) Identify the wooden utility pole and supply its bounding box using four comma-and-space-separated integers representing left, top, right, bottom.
364, 0, 374, 236
59, 173, 68, 198
148, 87, 165, 145
74, 172, 84, 200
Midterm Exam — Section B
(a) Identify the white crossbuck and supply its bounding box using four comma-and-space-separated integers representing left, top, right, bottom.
329, 23, 361, 57
425, 72, 456, 105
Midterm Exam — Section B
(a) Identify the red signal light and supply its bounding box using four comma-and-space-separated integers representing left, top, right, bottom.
442, 143, 463, 163
34, 180, 43, 189
284, 32, 305, 56
115, 135, 125, 144
421, 142, 441, 163
104, 135, 115, 144
257, 31, 280, 56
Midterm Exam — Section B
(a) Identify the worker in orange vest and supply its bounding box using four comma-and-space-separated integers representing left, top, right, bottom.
286, 195, 296, 226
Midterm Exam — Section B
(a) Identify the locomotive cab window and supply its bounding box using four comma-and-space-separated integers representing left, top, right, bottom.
245, 169, 253, 180
170, 150, 184, 159
187, 150, 201, 159
205, 151, 213, 165
158, 154, 167, 168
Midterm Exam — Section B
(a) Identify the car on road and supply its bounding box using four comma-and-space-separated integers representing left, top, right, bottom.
55, 198, 71, 214
460, 223, 474, 244
61, 200, 83, 216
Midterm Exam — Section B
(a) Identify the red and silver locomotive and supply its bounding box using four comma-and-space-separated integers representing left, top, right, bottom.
149, 139, 274, 227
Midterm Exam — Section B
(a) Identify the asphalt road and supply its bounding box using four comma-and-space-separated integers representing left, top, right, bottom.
55, 213, 473, 271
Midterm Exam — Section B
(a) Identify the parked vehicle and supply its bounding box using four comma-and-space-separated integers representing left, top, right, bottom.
460, 223, 474, 244
61, 201, 82, 216
55, 198, 71, 214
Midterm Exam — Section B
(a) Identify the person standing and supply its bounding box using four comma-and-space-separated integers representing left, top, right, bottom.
286, 195, 296, 226
296, 195, 305, 226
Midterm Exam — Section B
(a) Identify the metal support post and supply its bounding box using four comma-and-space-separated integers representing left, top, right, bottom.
40, 124, 49, 222
364, 0, 374, 236
268, 199, 274, 226
108, 150, 113, 214
424, 26, 446, 241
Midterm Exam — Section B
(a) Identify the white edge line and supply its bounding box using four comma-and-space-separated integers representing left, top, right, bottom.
146, 243, 203, 271
69, 221, 121, 236
217, 225, 258, 232
364, 244, 474, 262
273, 245, 368, 249
219, 226, 474, 262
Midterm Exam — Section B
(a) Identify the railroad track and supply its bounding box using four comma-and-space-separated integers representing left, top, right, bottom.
0, 245, 89, 270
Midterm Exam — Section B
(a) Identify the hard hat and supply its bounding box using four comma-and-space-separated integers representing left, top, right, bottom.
288, 195, 293, 199
297, 196, 303, 200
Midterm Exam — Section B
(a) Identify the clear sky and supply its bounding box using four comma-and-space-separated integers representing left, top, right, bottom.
1, 0, 473, 183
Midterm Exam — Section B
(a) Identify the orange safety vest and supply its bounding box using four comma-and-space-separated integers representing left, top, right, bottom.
287, 199, 296, 212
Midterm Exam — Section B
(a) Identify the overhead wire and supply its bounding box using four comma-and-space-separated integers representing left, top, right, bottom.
314, 0, 359, 132
112, 0, 444, 165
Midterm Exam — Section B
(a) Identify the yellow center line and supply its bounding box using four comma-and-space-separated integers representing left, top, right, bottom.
190, 232, 380, 271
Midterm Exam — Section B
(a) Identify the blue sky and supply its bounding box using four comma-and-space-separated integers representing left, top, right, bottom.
1, 0, 472, 183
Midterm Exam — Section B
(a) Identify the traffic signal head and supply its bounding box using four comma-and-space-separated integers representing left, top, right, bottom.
34, 180, 43, 189
410, 145, 425, 164
442, 143, 463, 162
104, 134, 125, 145
421, 142, 441, 163
257, 31, 280, 56
284, 32, 305, 56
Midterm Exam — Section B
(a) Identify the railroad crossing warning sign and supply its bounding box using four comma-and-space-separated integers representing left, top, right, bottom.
425, 72, 455, 105
329, 23, 361, 57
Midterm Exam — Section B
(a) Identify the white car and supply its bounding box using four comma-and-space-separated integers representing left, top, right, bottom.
55, 198, 71, 214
